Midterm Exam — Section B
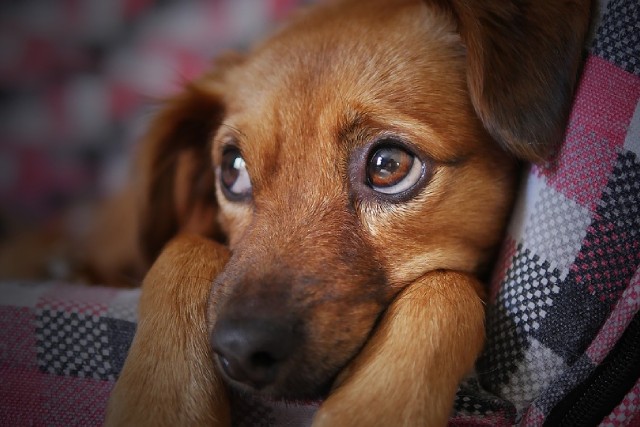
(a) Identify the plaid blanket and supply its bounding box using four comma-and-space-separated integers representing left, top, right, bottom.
0, 0, 306, 224
1, 0, 639, 425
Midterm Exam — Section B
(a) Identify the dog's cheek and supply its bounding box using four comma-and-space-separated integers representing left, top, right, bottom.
310, 298, 383, 359
215, 201, 253, 247
357, 156, 518, 284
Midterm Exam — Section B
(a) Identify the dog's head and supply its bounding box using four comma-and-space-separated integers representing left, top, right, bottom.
137, 0, 590, 400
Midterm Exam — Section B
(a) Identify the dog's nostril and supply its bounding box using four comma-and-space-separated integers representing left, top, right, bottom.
251, 351, 277, 369
217, 353, 250, 384
211, 317, 299, 390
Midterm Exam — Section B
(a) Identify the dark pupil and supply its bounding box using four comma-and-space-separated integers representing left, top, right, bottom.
373, 150, 400, 177
221, 150, 241, 189
368, 146, 412, 187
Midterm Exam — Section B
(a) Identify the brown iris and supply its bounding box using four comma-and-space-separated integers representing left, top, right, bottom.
367, 146, 415, 189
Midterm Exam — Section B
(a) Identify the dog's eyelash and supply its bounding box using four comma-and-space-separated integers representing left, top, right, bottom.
220, 123, 246, 138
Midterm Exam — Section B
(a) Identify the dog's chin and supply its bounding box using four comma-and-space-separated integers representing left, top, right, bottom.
225, 377, 333, 403
220, 371, 335, 402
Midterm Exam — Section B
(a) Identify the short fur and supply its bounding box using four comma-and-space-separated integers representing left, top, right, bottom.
101, 0, 591, 425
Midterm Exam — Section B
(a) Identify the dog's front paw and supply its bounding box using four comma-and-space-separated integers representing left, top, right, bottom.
312, 271, 485, 427
313, 394, 384, 427
106, 234, 231, 426
312, 350, 435, 427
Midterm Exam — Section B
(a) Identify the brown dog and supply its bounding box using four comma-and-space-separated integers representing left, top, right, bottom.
105, 0, 591, 425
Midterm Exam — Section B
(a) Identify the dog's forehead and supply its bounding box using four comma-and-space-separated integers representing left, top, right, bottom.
226, 0, 464, 117
218, 0, 474, 193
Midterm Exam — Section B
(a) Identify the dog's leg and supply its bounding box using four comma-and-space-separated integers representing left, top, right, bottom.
105, 234, 230, 427
314, 271, 485, 427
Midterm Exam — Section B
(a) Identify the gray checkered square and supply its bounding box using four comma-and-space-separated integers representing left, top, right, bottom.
35, 309, 115, 380
596, 151, 640, 239
106, 288, 140, 322
592, 0, 640, 76
534, 356, 597, 415
498, 337, 566, 412
573, 150, 640, 304
500, 245, 562, 334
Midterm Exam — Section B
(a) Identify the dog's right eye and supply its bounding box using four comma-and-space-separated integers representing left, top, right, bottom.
220, 147, 252, 200
366, 142, 425, 197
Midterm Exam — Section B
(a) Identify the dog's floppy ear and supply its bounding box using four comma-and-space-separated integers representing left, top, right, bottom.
137, 54, 242, 263
443, 0, 591, 162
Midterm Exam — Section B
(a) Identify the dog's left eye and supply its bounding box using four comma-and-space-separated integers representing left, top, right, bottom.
367, 143, 423, 195
220, 147, 252, 199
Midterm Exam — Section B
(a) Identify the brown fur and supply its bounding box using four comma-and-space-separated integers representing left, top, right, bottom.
106, 235, 230, 425
104, 0, 590, 425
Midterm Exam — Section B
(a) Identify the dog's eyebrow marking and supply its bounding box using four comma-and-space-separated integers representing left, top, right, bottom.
337, 111, 381, 152
337, 112, 366, 142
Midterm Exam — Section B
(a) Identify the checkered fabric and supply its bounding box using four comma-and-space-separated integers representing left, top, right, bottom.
0, 282, 139, 426
464, 0, 640, 424
0, 281, 320, 426
1, 0, 639, 425
0, 0, 305, 223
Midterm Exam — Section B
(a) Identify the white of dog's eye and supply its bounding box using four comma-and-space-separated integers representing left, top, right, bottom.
221, 148, 252, 198
367, 145, 423, 195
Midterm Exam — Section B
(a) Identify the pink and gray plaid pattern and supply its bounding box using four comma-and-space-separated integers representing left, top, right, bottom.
1, 0, 639, 425
0, 0, 306, 223
462, 0, 640, 424
0, 282, 138, 426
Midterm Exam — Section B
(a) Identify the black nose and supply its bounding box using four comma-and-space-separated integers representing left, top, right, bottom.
211, 317, 299, 390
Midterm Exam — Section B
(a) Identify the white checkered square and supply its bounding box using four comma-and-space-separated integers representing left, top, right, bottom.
478, 245, 564, 392
106, 288, 140, 322
523, 186, 592, 279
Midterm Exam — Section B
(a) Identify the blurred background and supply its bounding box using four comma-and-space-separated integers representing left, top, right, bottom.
0, 0, 312, 237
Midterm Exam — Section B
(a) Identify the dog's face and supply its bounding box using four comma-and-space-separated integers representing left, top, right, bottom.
208, 0, 514, 398
137, 0, 589, 401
